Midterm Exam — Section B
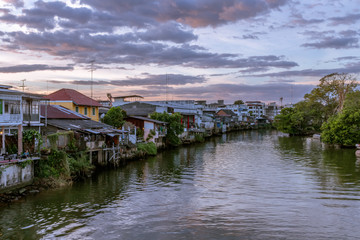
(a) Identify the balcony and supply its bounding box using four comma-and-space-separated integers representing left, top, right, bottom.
23, 114, 40, 122
0, 114, 22, 124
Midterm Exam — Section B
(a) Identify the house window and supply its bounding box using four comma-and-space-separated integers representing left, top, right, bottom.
75, 106, 79, 112
92, 107, 96, 116
0, 100, 2, 114
84, 107, 88, 115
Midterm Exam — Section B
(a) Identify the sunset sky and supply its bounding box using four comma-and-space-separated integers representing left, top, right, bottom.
0, 0, 359, 104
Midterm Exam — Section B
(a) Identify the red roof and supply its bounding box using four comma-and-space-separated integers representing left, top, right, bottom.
40, 105, 90, 119
45, 88, 101, 107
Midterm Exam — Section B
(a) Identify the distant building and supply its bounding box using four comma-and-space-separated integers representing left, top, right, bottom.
245, 101, 265, 119
45, 88, 102, 122
264, 102, 280, 121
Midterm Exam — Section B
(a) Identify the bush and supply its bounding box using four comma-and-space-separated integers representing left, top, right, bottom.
67, 152, 94, 178
35, 149, 69, 178
195, 134, 205, 142
137, 142, 157, 156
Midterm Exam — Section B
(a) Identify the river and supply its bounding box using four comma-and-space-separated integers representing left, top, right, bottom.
1, 130, 360, 239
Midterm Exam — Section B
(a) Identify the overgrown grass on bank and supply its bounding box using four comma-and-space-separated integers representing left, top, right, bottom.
137, 142, 157, 156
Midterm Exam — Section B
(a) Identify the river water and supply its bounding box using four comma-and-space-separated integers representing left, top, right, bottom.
1, 130, 360, 239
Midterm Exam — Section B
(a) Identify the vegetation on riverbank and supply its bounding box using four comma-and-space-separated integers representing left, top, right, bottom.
137, 142, 157, 156
150, 112, 184, 146
274, 73, 359, 147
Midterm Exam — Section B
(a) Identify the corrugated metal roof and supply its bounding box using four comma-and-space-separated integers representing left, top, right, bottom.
127, 116, 167, 125
40, 105, 90, 119
46, 119, 127, 134
45, 88, 102, 107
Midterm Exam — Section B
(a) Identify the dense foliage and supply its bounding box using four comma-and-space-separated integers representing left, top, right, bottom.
321, 91, 360, 146
234, 100, 244, 105
274, 73, 358, 139
23, 129, 43, 152
102, 106, 127, 128
150, 112, 184, 146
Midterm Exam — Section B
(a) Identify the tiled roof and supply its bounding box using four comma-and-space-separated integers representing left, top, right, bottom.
40, 105, 89, 119
45, 88, 101, 107
216, 109, 237, 117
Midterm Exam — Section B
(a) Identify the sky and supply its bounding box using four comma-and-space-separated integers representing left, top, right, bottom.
0, 0, 359, 104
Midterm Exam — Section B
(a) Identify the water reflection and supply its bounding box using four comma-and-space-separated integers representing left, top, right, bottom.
1, 130, 360, 240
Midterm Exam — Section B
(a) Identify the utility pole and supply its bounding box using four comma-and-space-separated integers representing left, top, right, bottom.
20, 79, 26, 92
89, 60, 95, 98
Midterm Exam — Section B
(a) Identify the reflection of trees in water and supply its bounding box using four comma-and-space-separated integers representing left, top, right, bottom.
321, 147, 360, 185
277, 134, 360, 188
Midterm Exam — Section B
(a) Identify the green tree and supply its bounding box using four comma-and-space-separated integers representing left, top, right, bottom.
274, 73, 358, 136
305, 72, 357, 115
234, 100, 244, 105
102, 106, 126, 128
150, 112, 184, 146
321, 91, 360, 146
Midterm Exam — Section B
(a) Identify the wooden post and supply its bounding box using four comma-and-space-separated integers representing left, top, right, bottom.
18, 124, 23, 155
1, 126, 5, 154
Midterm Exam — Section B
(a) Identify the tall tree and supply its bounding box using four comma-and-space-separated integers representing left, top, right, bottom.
274, 73, 358, 136
308, 72, 358, 114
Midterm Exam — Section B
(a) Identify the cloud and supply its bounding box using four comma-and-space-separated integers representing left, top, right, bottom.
48, 74, 207, 86
0, 64, 74, 73
3, 0, 23, 8
1, 31, 297, 70
302, 37, 359, 49
0, 1, 93, 31
111, 82, 314, 103
240, 62, 360, 78
137, 22, 197, 43
301, 30, 360, 49
330, 13, 360, 26
285, 13, 324, 27
81, 0, 289, 28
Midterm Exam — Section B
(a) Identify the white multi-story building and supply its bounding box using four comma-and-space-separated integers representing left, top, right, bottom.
245, 101, 265, 119
264, 102, 280, 121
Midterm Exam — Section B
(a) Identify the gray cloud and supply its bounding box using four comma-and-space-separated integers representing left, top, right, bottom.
1, 31, 297, 71
330, 13, 360, 26
302, 37, 359, 49
0, 64, 74, 73
81, 0, 289, 28
111, 82, 314, 103
137, 22, 197, 43
48, 74, 207, 86
301, 30, 360, 49
286, 13, 324, 27
240, 62, 360, 78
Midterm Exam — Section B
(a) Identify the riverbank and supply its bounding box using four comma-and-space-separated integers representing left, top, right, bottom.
0, 125, 271, 204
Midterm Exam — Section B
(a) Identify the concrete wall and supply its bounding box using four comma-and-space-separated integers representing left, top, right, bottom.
0, 162, 34, 191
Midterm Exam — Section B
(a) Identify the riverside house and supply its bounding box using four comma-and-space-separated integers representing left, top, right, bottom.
126, 116, 167, 147
0, 85, 43, 156
45, 88, 102, 122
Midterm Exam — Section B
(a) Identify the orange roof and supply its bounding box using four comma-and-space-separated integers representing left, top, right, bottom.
45, 88, 101, 107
